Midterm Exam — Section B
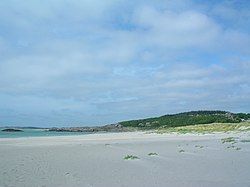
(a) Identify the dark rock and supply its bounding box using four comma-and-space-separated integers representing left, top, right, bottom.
2, 128, 23, 132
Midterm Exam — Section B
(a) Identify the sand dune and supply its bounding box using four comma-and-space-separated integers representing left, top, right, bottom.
1, 132, 250, 187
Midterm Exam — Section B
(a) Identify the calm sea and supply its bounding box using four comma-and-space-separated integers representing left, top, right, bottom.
0, 128, 89, 138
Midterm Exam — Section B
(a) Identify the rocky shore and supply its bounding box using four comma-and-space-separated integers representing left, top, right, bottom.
48, 123, 132, 133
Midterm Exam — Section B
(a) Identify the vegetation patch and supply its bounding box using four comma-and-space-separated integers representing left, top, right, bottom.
179, 149, 185, 153
221, 137, 237, 144
157, 122, 250, 134
120, 111, 250, 130
124, 155, 139, 160
195, 145, 204, 148
226, 145, 241, 150
148, 152, 158, 156
227, 145, 236, 149
240, 139, 250, 143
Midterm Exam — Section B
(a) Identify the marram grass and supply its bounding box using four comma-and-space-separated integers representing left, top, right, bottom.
157, 122, 250, 134
124, 155, 139, 160
148, 152, 158, 156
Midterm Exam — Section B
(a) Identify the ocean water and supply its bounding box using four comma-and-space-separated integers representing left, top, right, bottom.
0, 128, 89, 138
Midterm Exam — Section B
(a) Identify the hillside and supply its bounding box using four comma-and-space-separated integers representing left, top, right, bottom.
120, 110, 250, 129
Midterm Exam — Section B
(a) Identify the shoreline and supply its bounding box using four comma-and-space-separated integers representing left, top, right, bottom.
0, 130, 249, 145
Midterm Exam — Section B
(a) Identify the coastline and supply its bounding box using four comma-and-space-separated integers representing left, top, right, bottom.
1, 130, 248, 145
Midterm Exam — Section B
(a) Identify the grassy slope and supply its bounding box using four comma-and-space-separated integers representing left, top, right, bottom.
157, 122, 250, 134
120, 110, 250, 130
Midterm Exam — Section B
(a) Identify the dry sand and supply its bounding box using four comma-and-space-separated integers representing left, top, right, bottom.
0, 131, 250, 187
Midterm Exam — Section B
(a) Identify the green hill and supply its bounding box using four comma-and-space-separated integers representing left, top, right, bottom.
120, 110, 250, 129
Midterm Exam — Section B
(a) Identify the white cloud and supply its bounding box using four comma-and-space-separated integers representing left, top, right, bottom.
0, 0, 249, 126
132, 6, 221, 48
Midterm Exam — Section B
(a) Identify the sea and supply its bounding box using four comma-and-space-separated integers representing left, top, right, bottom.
0, 128, 89, 138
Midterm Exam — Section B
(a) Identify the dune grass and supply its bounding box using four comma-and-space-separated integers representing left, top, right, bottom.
221, 137, 237, 144
221, 136, 243, 150
157, 122, 250, 134
124, 155, 139, 160
195, 145, 204, 148
148, 152, 158, 156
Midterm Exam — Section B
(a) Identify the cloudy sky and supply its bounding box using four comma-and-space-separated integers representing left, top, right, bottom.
0, 0, 249, 127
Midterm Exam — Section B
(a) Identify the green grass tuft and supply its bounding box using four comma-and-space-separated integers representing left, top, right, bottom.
148, 152, 158, 156
227, 145, 236, 149
195, 145, 204, 148
221, 137, 237, 144
124, 155, 139, 160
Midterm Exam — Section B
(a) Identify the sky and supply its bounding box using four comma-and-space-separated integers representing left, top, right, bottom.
0, 0, 250, 127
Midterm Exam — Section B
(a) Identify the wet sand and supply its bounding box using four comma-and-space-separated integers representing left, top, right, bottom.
0, 132, 250, 187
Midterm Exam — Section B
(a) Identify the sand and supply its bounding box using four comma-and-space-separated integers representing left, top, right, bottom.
0, 131, 250, 187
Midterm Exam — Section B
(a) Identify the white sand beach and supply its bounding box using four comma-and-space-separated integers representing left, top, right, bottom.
1, 132, 250, 187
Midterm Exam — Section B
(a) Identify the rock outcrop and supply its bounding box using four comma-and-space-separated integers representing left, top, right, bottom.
48, 123, 130, 133
1, 128, 23, 132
